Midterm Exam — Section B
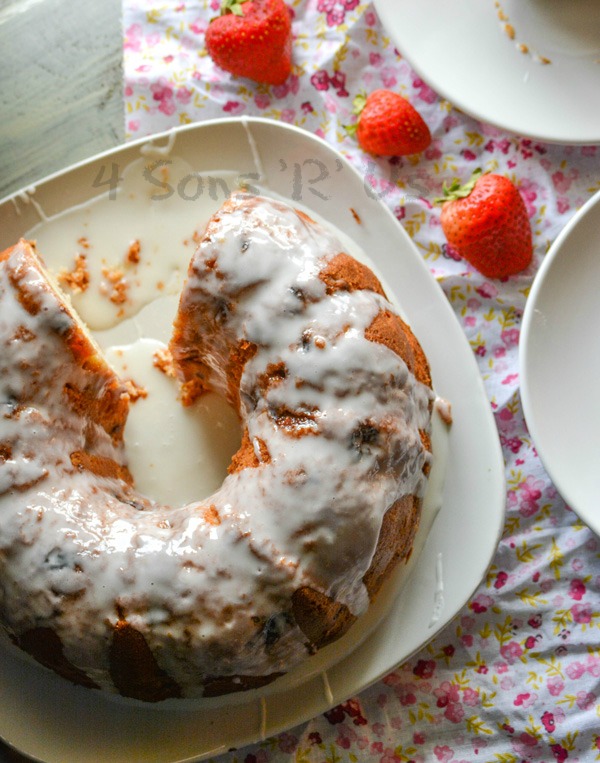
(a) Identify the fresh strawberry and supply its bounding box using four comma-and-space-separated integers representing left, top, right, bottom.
436, 169, 533, 278
346, 90, 431, 157
205, 0, 292, 86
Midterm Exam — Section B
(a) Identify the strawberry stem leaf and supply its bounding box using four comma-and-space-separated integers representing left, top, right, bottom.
351, 92, 367, 117
221, 0, 249, 16
434, 168, 484, 204
343, 93, 367, 139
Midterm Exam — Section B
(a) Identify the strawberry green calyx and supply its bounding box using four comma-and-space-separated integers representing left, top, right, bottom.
221, 0, 250, 16
352, 92, 368, 116
434, 168, 484, 204
344, 93, 367, 138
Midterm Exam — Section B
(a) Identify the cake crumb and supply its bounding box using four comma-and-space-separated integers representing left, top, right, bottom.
495, 0, 552, 64
125, 239, 141, 265
252, 436, 271, 465
153, 347, 175, 377
12, 326, 36, 343
203, 505, 221, 526
101, 267, 129, 305
435, 397, 453, 426
58, 253, 90, 293
124, 378, 148, 403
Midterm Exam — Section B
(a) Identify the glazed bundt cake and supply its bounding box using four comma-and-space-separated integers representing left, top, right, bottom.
0, 194, 433, 701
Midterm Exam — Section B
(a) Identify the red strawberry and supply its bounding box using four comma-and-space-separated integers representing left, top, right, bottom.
205, 0, 292, 86
346, 90, 431, 156
436, 170, 533, 279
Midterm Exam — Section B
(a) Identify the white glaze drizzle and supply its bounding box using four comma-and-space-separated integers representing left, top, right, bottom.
242, 116, 266, 184
0, 194, 434, 698
140, 130, 177, 158
172, 195, 432, 613
9, 196, 21, 216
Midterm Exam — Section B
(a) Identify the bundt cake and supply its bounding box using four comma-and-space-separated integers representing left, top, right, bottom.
0, 193, 434, 702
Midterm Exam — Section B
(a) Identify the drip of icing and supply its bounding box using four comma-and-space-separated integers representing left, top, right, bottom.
9, 196, 21, 216
14, 187, 48, 223
140, 129, 177, 158
322, 671, 334, 705
429, 552, 445, 627
242, 117, 266, 184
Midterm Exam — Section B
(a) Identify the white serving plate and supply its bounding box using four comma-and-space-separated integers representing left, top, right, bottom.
0, 117, 505, 763
521, 189, 600, 533
373, 0, 600, 144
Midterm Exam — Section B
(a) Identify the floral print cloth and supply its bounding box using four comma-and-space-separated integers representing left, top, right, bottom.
123, 2, 600, 761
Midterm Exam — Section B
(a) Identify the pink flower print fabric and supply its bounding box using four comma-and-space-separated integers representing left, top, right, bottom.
123, 1, 600, 760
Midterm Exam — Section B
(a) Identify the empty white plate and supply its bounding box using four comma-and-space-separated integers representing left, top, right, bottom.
373, 0, 600, 144
521, 189, 600, 532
